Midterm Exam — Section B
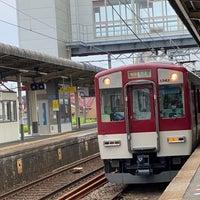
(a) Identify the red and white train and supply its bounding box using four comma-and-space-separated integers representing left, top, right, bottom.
94, 62, 200, 184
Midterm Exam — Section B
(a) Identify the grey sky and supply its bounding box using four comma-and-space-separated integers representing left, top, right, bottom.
0, 0, 18, 46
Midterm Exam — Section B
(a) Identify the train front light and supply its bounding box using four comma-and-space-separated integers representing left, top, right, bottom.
103, 77, 111, 85
170, 72, 178, 81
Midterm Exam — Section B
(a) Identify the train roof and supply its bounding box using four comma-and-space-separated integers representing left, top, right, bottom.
95, 62, 200, 87
95, 62, 189, 78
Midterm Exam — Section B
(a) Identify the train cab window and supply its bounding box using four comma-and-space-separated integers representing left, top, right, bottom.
100, 88, 124, 122
159, 84, 185, 118
132, 89, 151, 120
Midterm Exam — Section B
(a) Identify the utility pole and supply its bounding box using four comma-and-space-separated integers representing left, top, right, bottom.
108, 53, 112, 69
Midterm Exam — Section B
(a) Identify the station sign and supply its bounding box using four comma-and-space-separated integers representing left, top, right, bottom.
30, 82, 46, 90
60, 86, 76, 93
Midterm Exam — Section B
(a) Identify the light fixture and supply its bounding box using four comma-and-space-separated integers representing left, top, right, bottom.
103, 77, 110, 85
170, 72, 178, 81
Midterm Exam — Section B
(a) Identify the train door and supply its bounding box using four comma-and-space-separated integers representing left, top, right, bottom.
38, 100, 49, 134
125, 80, 159, 153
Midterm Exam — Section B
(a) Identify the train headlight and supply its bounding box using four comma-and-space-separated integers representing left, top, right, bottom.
103, 77, 111, 85
170, 72, 178, 81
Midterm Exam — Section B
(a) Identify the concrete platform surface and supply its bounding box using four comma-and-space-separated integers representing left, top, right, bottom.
159, 146, 200, 200
0, 124, 98, 193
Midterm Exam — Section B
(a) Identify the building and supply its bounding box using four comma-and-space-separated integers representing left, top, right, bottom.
16, 0, 71, 58
70, 93, 96, 119
16, 0, 186, 60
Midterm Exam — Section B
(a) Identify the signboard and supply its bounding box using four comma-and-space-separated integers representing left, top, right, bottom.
60, 86, 76, 93
52, 99, 59, 111
79, 87, 89, 97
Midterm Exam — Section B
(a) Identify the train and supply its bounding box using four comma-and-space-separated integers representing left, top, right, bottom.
94, 62, 200, 184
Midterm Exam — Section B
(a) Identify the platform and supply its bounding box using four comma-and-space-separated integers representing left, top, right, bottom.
0, 123, 98, 194
159, 145, 200, 200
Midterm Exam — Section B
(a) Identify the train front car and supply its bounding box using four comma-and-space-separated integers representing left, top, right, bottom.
95, 62, 200, 184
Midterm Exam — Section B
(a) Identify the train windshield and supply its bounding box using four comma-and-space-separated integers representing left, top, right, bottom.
132, 88, 151, 120
159, 84, 185, 118
100, 88, 124, 122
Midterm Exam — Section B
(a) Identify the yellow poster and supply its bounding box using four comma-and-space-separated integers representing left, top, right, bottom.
52, 99, 59, 111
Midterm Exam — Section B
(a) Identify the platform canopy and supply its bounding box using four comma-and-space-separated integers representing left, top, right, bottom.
168, 0, 200, 46
0, 42, 105, 88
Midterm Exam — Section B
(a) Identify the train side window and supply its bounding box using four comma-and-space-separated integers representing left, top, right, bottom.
159, 84, 185, 118
100, 88, 124, 122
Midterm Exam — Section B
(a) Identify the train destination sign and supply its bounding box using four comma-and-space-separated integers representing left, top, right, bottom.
128, 70, 151, 79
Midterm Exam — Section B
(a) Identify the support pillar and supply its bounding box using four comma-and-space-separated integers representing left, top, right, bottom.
29, 90, 38, 134
75, 90, 80, 128
17, 74, 24, 140
108, 53, 112, 69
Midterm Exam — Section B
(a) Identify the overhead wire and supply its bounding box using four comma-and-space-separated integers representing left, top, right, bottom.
72, 0, 200, 68
97, 0, 167, 64
122, 0, 155, 41
0, 0, 57, 31
120, 0, 180, 61
0, 0, 128, 66
0, 0, 67, 44
0, 18, 66, 43
105, 0, 183, 64
84, 0, 200, 68
120, 0, 200, 67
106, 0, 156, 55
0, 0, 198, 68
119, 0, 161, 62
0, 0, 178, 64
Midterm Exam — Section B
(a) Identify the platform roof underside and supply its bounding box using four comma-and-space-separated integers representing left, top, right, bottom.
0, 43, 104, 88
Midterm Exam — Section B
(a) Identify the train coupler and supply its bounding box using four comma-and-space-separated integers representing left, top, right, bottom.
136, 154, 152, 175
137, 169, 152, 175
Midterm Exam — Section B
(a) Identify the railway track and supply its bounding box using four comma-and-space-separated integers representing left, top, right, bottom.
58, 172, 107, 200
0, 153, 103, 200
83, 181, 167, 199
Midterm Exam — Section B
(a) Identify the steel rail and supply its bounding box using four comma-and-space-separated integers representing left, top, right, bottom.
0, 153, 100, 199
57, 172, 108, 200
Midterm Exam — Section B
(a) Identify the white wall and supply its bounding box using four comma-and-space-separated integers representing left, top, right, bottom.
70, 0, 94, 42
0, 92, 19, 143
0, 122, 19, 144
16, 0, 69, 58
